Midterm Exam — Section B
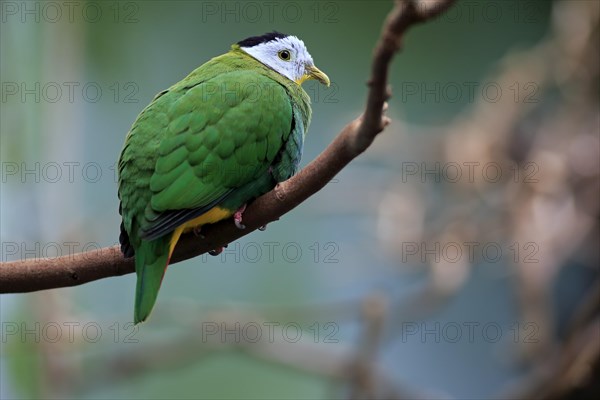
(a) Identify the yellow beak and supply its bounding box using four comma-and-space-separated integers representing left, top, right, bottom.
297, 65, 331, 87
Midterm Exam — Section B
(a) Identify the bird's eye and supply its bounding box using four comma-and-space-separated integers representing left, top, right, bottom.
278, 50, 291, 61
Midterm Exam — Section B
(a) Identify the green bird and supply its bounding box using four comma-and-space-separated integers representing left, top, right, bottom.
117, 32, 330, 324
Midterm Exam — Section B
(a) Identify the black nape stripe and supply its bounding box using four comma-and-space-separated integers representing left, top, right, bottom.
237, 31, 288, 47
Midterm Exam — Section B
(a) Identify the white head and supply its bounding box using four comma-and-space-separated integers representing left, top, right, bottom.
238, 32, 330, 86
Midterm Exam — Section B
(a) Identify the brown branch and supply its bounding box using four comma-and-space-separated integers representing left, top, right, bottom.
0, 0, 456, 294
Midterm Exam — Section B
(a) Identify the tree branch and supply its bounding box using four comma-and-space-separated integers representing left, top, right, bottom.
0, 0, 456, 294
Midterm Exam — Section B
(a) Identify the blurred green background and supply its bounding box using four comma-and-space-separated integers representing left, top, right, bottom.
2, 0, 598, 399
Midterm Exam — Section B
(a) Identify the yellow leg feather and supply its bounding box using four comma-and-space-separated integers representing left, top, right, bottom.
167, 206, 233, 258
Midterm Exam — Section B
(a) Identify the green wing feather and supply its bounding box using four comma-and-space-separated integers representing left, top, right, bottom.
143, 70, 293, 237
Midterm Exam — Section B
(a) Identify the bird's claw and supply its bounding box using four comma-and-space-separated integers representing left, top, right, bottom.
193, 226, 205, 239
258, 224, 268, 231
208, 244, 228, 256
234, 204, 247, 230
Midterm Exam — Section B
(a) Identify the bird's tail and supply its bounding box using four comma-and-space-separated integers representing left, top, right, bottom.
134, 230, 182, 324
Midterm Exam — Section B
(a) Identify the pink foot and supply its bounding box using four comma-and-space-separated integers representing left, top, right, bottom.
209, 244, 228, 256
234, 204, 247, 230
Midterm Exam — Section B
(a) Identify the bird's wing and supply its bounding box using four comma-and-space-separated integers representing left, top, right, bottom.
137, 70, 293, 239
